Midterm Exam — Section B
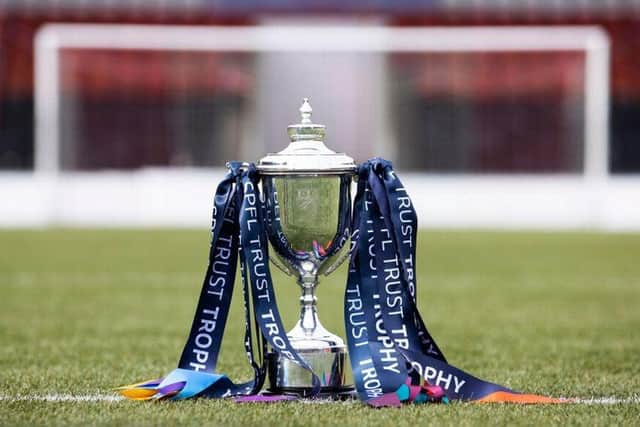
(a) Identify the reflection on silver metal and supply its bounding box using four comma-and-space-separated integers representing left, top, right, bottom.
257, 98, 356, 395
270, 348, 348, 393
258, 98, 356, 174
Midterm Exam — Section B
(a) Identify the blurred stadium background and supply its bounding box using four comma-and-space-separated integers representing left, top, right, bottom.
0, 0, 639, 229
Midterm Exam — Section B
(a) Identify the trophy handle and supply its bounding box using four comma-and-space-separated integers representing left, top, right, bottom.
321, 244, 350, 276
269, 256, 294, 277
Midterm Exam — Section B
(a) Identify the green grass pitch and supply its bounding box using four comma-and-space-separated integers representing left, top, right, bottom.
1, 229, 639, 425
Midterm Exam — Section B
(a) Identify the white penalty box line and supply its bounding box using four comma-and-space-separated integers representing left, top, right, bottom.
34, 24, 609, 180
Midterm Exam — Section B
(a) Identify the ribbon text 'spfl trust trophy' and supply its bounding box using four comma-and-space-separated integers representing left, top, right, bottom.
257, 99, 356, 396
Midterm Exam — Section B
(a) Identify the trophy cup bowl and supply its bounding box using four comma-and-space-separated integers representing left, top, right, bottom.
257, 99, 356, 396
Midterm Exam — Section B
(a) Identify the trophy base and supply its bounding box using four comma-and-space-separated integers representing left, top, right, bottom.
266, 348, 354, 398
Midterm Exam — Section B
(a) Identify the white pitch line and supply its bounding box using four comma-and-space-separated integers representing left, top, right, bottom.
573, 396, 640, 405
0, 394, 123, 402
1, 394, 639, 405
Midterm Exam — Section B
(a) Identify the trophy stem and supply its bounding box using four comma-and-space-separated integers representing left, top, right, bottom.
298, 275, 319, 336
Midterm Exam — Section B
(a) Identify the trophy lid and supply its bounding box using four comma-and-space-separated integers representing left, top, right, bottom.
257, 98, 356, 175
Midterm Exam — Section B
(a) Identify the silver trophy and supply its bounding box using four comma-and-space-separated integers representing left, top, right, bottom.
257, 99, 356, 396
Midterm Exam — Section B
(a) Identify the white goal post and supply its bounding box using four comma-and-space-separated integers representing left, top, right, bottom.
35, 24, 610, 179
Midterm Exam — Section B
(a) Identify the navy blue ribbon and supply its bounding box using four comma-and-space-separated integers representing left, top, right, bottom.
238, 166, 320, 396
346, 159, 519, 403
165, 162, 318, 399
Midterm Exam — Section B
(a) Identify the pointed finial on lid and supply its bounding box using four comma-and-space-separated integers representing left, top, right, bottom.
257, 97, 356, 174
287, 97, 325, 142
300, 98, 313, 124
